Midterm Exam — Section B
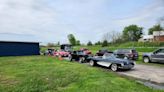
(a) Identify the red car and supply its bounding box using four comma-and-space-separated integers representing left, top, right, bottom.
54, 50, 70, 57
80, 48, 92, 55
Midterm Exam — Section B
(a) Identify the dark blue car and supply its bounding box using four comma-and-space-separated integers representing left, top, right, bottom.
88, 53, 135, 71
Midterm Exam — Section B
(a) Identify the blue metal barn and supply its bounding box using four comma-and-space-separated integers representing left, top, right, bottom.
0, 41, 40, 56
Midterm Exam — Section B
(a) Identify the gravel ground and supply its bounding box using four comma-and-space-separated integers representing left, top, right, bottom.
117, 64, 164, 84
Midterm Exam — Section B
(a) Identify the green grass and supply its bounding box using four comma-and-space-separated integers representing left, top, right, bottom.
74, 45, 159, 53
0, 56, 163, 92
111, 42, 164, 47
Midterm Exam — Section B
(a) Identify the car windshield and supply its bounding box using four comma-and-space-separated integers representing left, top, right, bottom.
102, 53, 115, 59
156, 49, 164, 54
65, 46, 72, 51
122, 49, 130, 53
101, 49, 108, 52
132, 50, 137, 53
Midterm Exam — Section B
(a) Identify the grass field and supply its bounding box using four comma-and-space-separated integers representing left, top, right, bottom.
0, 56, 163, 92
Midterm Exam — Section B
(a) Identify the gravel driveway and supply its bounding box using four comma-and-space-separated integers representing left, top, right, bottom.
64, 57, 164, 84
117, 64, 164, 84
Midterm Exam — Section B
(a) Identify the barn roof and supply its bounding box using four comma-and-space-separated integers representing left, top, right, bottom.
0, 41, 39, 44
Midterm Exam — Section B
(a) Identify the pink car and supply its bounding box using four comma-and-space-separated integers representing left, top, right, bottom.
80, 48, 92, 55
54, 50, 70, 57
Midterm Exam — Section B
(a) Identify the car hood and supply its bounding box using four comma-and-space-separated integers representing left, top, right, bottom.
114, 58, 134, 63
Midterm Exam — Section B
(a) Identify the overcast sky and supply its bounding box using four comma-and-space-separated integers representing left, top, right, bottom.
0, 0, 164, 44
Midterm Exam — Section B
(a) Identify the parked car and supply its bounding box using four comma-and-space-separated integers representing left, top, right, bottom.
54, 50, 70, 57
88, 53, 135, 71
44, 49, 55, 56
80, 48, 92, 55
113, 49, 138, 60
69, 50, 91, 63
143, 48, 164, 63
96, 49, 113, 56
54, 44, 73, 57
60, 44, 72, 52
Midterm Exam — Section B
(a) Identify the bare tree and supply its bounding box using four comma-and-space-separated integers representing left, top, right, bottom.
102, 30, 122, 44
47, 43, 55, 47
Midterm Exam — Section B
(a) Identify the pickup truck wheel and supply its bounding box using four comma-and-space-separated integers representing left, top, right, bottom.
111, 64, 118, 72
79, 57, 85, 63
143, 57, 150, 63
89, 60, 95, 66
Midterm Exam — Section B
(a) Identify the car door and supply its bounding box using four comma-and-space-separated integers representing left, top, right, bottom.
96, 54, 113, 67
72, 51, 77, 59
151, 49, 164, 63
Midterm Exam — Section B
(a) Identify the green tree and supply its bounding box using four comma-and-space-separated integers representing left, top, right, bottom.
123, 24, 143, 41
57, 41, 60, 46
87, 41, 92, 46
67, 34, 76, 46
95, 41, 101, 45
148, 24, 163, 35
102, 40, 108, 47
76, 40, 81, 46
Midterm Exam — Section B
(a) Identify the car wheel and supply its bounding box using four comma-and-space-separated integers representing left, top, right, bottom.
68, 55, 72, 61
89, 60, 96, 66
111, 64, 118, 72
143, 57, 150, 63
79, 57, 85, 63
124, 56, 128, 59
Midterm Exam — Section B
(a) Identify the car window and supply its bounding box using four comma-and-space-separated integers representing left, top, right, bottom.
123, 49, 130, 53
101, 50, 107, 52
73, 51, 76, 54
102, 53, 113, 59
115, 49, 121, 53
77, 51, 84, 54
156, 49, 164, 54
132, 50, 137, 53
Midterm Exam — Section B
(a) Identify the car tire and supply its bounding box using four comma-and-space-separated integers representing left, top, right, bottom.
68, 55, 72, 61
111, 64, 118, 72
89, 60, 96, 66
124, 56, 128, 59
143, 57, 150, 63
79, 57, 85, 63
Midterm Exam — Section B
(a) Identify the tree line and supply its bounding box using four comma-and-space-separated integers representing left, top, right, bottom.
47, 17, 164, 47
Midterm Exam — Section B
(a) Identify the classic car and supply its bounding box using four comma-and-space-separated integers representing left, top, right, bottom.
60, 44, 73, 52
143, 48, 164, 63
96, 49, 113, 56
88, 53, 135, 71
69, 50, 92, 63
44, 49, 55, 56
80, 48, 92, 55
113, 49, 138, 60
54, 50, 70, 57
54, 44, 73, 57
